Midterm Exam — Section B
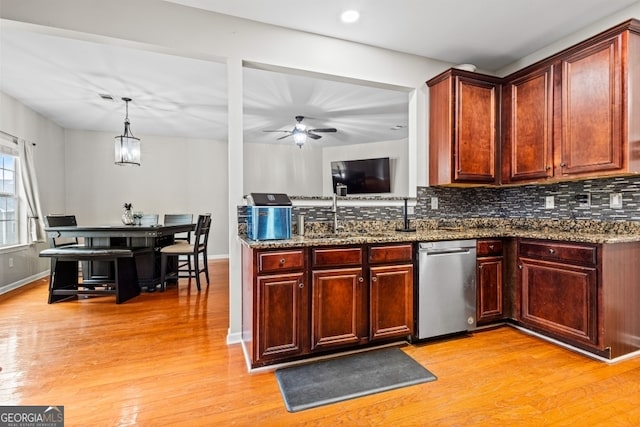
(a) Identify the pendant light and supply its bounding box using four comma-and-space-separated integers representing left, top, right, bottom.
114, 97, 141, 166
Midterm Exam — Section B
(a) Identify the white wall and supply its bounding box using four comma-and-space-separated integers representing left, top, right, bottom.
243, 139, 409, 197
322, 139, 409, 197
63, 129, 229, 256
0, 91, 65, 292
243, 143, 323, 196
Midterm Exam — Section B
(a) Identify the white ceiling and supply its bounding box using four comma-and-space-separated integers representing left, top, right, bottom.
167, 0, 639, 70
1, 0, 639, 146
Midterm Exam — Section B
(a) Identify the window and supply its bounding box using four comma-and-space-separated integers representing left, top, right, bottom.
0, 149, 19, 247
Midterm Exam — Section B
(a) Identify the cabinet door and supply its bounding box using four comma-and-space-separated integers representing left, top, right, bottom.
519, 257, 598, 346
559, 34, 623, 176
477, 256, 503, 324
311, 267, 365, 351
256, 272, 308, 362
504, 65, 554, 182
428, 70, 499, 185
454, 75, 499, 183
370, 264, 413, 341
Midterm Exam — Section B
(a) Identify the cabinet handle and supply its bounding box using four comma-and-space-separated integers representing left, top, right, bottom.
548, 248, 555, 255
546, 165, 551, 170
457, 169, 462, 173
279, 258, 286, 265
488, 245, 494, 250
298, 282, 304, 289
560, 162, 566, 167
479, 265, 483, 270
372, 276, 377, 282
518, 265, 523, 270
358, 276, 364, 282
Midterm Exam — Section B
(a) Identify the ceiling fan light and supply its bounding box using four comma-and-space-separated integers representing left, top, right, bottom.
293, 130, 306, 148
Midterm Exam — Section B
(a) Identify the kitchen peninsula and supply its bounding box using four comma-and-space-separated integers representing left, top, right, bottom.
241, 218, 640, 368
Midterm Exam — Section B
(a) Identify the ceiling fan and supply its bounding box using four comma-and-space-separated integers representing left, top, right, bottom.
263, 115, 337, 148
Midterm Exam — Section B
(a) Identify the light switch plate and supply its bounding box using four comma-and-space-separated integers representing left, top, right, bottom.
545, 195, 555, 209
430, 197, 438, 210
610, 193, 623, 209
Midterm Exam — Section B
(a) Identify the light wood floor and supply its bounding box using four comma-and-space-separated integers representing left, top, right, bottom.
2, 259, 640, 426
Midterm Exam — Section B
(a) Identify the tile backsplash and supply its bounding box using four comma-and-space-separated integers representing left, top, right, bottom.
416, 176, 640, 221
238, 176, 640, 234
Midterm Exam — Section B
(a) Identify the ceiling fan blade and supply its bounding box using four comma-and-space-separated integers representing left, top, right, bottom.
308, 128, 337, 133
307, 132, 322, 140
277, 134, 293, 140
263, 130, 291, 133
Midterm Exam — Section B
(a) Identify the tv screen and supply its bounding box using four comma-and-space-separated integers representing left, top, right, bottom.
331, 157, 391, 194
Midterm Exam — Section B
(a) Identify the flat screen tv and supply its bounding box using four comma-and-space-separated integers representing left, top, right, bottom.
331, 157, 391, 194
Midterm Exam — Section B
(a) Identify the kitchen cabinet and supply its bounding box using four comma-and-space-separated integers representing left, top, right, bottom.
310, 246, 366, 351
518, 239, 599, 348
502, 19, 640, 184
476, 239, 504, 324
369, 244, 414, 341
427, 69, 501, 186
502, 65, 554, 183
242, 246, 309, 367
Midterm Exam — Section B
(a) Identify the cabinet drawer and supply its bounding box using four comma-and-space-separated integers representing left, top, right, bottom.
477, 239, 503, 257
369, 244, 413, 264
519, 240, 597, 266
312, 247, 362, 267
257, 249, 305, 273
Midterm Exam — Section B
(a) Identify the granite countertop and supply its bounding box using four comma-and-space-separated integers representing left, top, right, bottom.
239, 218, 640, 249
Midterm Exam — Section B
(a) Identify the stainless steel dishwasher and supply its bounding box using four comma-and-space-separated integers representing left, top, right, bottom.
416, 239, 477, 340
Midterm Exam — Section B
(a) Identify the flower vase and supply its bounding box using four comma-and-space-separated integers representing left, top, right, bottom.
122, 208, 134, 225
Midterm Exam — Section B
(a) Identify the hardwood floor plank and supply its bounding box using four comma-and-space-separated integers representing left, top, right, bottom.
2, 259, 640, 426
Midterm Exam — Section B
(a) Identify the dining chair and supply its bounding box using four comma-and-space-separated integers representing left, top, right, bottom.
163, 213, 193, 243
44, 215, 83, 286
159, 213, 211, 292
140, 214, 159, 226
162, 213, 194, 276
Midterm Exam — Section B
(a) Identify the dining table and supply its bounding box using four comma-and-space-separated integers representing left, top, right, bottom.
44, 223, 195, 291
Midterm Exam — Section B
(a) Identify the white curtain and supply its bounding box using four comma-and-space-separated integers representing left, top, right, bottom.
18, 139, 45, 243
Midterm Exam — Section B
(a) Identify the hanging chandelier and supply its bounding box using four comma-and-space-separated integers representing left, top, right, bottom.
114, 97, 141, 166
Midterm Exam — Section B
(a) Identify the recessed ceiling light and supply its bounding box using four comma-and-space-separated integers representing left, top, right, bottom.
340, 10, 360, 24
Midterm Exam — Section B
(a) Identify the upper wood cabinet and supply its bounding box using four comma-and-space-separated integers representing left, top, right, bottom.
427, 69, 501, 186
502, 19, 640, 184
502, 65, 555, 183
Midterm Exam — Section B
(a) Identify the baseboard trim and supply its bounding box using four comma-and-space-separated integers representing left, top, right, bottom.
509, 324, 640, 364
0, 271, 48, 295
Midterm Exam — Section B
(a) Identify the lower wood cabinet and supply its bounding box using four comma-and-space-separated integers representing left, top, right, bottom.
517, 239, 603, 353
369, 243, 413, 341
311, 267, 366, 351
476, 239, 504, 324
242, 246, 309, 367
242, 243, 414, 368
256, 272, 309, 360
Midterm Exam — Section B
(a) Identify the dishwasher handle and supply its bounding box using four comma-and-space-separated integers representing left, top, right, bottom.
423, 248, 472, 256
